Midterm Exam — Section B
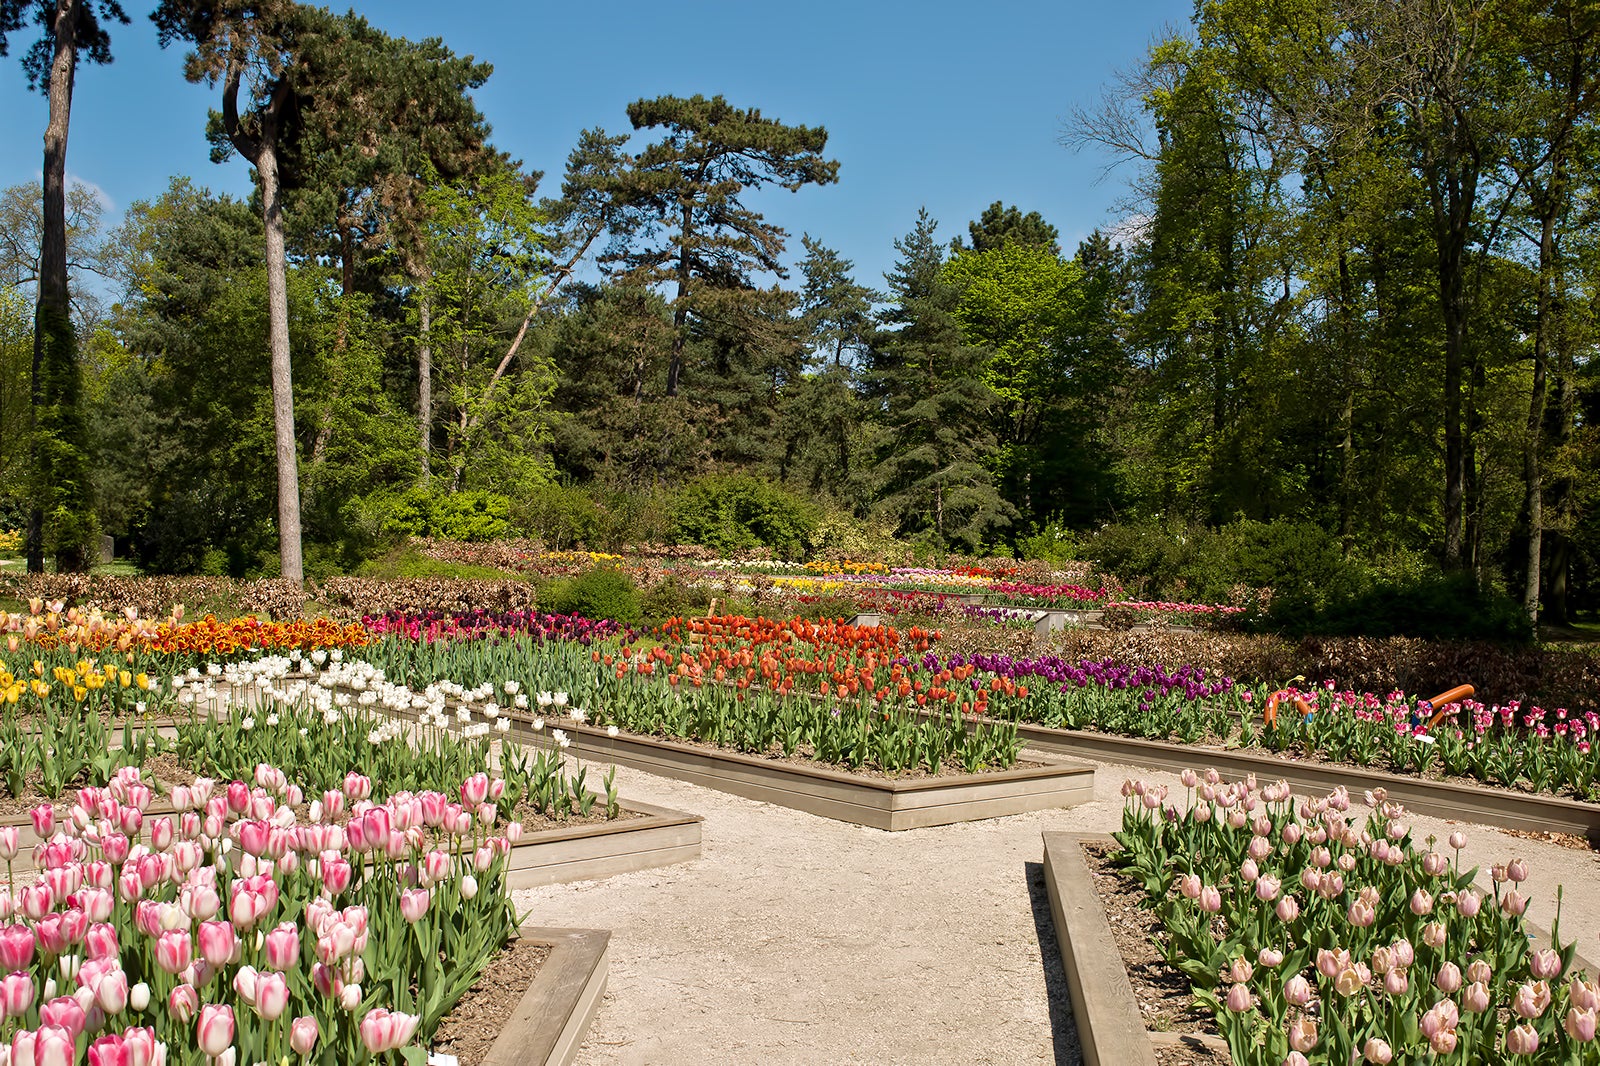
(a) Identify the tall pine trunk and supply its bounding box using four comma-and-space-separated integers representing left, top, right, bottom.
258, 140, 304, 584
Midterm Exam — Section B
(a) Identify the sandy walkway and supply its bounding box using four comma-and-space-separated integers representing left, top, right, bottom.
512, 758, 1600, 1066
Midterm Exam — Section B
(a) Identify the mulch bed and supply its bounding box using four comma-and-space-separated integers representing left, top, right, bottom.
430, 934, 553, 1065
1080, 840, 1233, 1066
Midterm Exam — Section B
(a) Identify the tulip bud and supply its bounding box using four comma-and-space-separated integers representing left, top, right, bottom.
1363, 1037, 1393, 1063
1224, 982, 1252, 1012
290, 1015, 320, 1056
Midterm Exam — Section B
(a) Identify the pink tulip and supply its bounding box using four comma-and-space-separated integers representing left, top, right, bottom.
1530, 948, 1562, 980
289, 1016, 319, 1056
400, 889, 430, 923
40, 995, 87, 1038
1227, 957, 1253, 984
1570, 977, 1600, 1012
1288, 1017, 1318, 1053
1463, 981, 1492, 1013
121, 1026, 163, 1066
1258, 948, 1283, 969
1428, 1029, 1458, 1055
1284, 1054, 1308, 1066
1255, 875, 1281, 902
232, 966, 258, 1009
1198, 886, 1222, 913
1421, 851, 1448, 876
13, 1025, 76, 1066
0, 924, 36, 970
1363, 1037, 1393, 1063
197, 1003, 234, 1057
1348, 900, 1376, 927
30, 804, 55, 837
1409, 888, 1433, 915
1565, 1007, 1598, 1043
1502, 889, 1529, 916
1435, 962, 1463, 993
254, 972, 289, 1021
1, 971, 36, 1019
1316, 949, 1349, 979
197, 922, 235, 969
167, 984, 199, 1025
155, 930, 191, 975
263, 923, 300, 971
1383, 968, 1408, 995
1448, 831, 1466, 849
1457, 889, 1483, 917
1507, 858, 1529, 883
1223, 983, 1252, 1013
1507, 1022, 1539, 1055
225, 781, 249, 816
94, 968, 130, 1014
321, 856, 352, 896
343, 772, 372, 802
1467, 959, 1493, 984
1275, 896, 1300, 923
460, 773, 490, 807
359, 1007, 420, 1053
1422, 922, 1447, 949
1371, 947, 1395, 975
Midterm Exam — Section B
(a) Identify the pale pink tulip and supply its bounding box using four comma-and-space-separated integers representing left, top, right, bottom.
1564, 1007, 1598, 1043
1463, 981, 1492, 1013
1507, 858, 1529, 883
1506, 1022, 1539, 1055
1363, 1037, 1393, 1063
1530, 948, 1562, 980
255, 972, 289, 1021
197, 1003, 234, 1057
1288, 1017, 1318, 1053
1283, 974, 1314, 1007
289, 1016, 319, 1056
1435, 962, 1463, 993
1224, 983, 1252, 1012
264, 923, 299, 971
167, 984, 199, 1025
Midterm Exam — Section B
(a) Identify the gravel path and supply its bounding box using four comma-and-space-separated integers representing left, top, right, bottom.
512, 759, 1600, 1066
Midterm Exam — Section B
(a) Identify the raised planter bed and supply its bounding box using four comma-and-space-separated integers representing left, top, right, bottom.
1041, 831, 1159, 1066
1042, 832, 1599, 1066
500, 717, 1094, 830
1, 796, 701, 889
1008, 722, 1600, 843
477, 926, 611, 1066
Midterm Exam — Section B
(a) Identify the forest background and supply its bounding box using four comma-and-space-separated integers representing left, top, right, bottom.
1, 0, 1597, 641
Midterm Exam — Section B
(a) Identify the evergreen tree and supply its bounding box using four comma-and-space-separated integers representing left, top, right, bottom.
615, 94, 839, 396
869, 211, 1014, 550
950, 200, 1061, 256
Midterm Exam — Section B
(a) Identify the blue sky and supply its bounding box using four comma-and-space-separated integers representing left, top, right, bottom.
1, 1, 1189, 292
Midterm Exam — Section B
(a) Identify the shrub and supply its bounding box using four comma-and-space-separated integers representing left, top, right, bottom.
670, 474, 818, 557
1014, 519, 1082, 563
1273, 570, 1534, 643
639, 574, 712, 624
516, 484, 603, 549
538, 566, 642, 625
366, 487, 512, 543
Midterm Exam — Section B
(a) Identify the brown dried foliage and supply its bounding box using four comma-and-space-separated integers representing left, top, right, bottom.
1047, 628, 1600, 709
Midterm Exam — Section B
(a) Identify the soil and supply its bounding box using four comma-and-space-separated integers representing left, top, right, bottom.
1079, 841, 1213, 1035
1078, 841, 1233, 1066
430, 935, 553, 1064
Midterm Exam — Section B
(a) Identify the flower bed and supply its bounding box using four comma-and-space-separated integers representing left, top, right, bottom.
1108, 771, 1600, 1064
1, 758, 527, 1064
